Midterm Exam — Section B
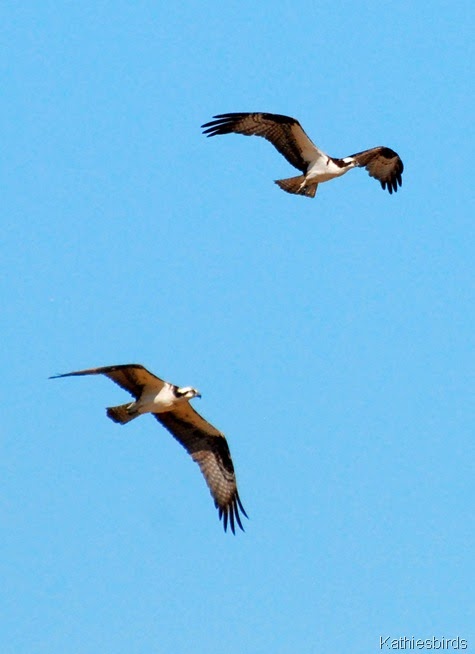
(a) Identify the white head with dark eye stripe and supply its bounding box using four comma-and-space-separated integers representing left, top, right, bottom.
175, 386, 201, 400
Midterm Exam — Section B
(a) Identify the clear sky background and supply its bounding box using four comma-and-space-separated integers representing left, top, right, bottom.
2, 2, 474, 653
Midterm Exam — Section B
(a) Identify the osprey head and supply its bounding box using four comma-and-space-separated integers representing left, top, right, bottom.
176, 386, 201, 400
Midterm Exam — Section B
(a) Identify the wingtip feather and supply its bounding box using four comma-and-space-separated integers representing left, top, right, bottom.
216, 492, 248, 534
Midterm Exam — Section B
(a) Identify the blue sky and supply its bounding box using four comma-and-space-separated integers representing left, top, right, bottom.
2, 2, 474, 652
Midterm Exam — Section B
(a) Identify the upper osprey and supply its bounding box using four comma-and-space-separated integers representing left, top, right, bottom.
202, 112, 403, 198
51, 364, 247, 534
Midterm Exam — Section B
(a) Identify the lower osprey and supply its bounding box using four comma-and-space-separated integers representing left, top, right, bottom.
51, 364, 247, 534
202, 112, 403, 198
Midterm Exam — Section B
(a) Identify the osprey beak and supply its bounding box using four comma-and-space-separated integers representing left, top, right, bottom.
196, 393, 202, 399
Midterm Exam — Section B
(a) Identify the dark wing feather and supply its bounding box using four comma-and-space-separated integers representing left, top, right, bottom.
50, 364, 165, 399
202, 112, 321, 172
351, 146, 404, 194
156, 404, 247, 534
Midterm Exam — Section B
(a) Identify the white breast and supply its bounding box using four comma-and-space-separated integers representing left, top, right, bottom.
306, 156, 355, 183
137, 384, 180, 414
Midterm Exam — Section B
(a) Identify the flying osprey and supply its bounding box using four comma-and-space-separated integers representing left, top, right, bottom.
202, 112, 403, 198
51, 364, 247, 534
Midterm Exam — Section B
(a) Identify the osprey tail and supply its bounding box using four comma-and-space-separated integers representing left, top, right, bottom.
274, 175, 318, 198
106, 403, 138, 424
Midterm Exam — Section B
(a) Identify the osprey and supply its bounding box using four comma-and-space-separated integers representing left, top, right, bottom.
51, 364, 247, 534
202, 112, 403, 198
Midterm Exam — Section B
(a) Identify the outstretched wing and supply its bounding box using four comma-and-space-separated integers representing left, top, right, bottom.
50, 364, 166, 399
202, 112, 324, 172
156, 403, 248, 534
351, 146, 404, 194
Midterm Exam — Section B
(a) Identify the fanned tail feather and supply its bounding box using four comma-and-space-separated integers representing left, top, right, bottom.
274, 175, 317, 198
106, 403, 138, 424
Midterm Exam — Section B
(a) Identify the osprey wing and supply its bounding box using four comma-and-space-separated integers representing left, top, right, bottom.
351, 146, 404, 194
156, 404, 247, 534
50, 364, 166, 399
202, 112, 323, 172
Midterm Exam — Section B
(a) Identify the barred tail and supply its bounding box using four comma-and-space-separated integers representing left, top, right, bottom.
275, 175, 318, 198
106, 403, 138, 424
